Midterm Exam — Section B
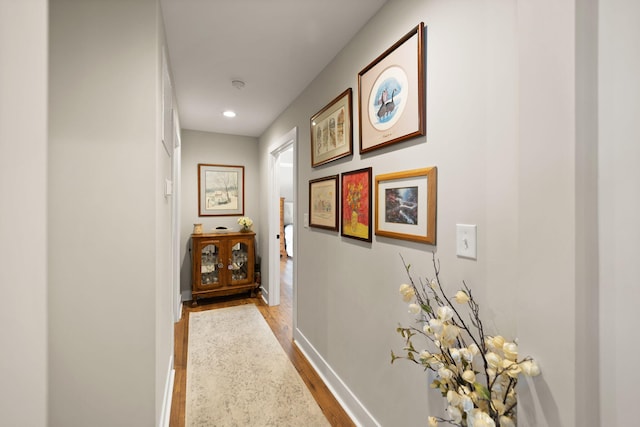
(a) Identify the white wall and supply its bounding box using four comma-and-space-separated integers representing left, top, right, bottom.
516, 0, 582, 425
0, 0, 48, 425
598, 0, 640, 424
575, 0, 600, 425
258, 0, 601, 425
179, 129, 260, 298
49, 0, 172, 425
156, 7, 177, 425
259, 0, 523, 424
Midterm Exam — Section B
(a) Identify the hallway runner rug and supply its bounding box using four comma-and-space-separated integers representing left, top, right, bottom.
185, 304, 330, 426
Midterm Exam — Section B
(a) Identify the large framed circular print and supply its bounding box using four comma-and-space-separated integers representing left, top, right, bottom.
358, 23, 425, 154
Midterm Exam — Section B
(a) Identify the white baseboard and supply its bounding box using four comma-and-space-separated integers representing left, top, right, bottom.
293, 329, 381, 427
159, 356, 175, 427
260, 286, 268, 305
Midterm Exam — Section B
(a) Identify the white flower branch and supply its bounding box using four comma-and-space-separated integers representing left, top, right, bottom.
392, 253, 541, 427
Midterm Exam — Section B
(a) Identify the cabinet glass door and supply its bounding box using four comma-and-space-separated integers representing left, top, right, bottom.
230, 241, 250, 284
200, 243, 222, 288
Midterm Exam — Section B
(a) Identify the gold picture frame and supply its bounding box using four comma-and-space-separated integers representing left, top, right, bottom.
375, 167, 437, 244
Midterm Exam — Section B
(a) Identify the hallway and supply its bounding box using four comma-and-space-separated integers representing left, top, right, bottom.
169, 258, 354, 426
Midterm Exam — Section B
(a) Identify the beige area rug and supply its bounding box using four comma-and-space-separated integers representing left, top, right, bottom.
186, 304, 330, 427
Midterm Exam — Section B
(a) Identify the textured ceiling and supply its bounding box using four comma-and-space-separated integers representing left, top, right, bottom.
161, 0, 387, 137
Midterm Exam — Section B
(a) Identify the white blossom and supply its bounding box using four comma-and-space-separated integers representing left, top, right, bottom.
486, 352, 501, 369
468, 343, 480, 356
460, 348, 473, 363
453, 290, 470, 304
462, 370, 476, 384
447, 406, 462, 424
437, 306, 454, 322
408, 303, 421, 314
521, 359, 541, 376
438, 367, 454, 380
461, 394, 474, 413
429, 318, 444, 334
503, 342, 518, 361
399, 284, 415, 302
499, 415, 516, 427
447, 390, 462, 406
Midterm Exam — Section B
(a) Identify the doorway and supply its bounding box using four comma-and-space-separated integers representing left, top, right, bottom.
278, 145, 294, 317
268, 128, 297, 313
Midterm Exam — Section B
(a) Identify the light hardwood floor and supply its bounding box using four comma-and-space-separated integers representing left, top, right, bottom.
169, 258, 355, 427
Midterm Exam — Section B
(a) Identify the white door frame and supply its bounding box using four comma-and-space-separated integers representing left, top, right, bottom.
172, 111, 182, 322
267, 127, 297, 309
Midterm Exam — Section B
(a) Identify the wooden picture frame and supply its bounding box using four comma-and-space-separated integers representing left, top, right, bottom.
341, 167, 372, 242
311, 88, 353, 167
309, 175, 339, 231
375, 167, 437, 244
358, 22, 425, 154
198, 164, 245, 216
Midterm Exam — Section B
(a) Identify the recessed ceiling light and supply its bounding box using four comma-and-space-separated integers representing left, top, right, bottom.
223, 110, 236, 118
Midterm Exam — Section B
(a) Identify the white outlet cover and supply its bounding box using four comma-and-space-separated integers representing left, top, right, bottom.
456, 224, 477, 259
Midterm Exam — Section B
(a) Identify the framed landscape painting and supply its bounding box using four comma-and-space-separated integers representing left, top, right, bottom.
341, 167, 372, 242
358, 22, 425, 154
309, 175, 339, 231
375, 167, 437, 244
198, 164, 245, 216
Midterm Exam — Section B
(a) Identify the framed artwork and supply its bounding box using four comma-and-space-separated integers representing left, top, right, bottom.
341, 167, 372, 242
309, 175, 339, 231
358, 22, 425, 154
375, 167, 437, 244
198, 164, 245, 216
311, 88, 353, 167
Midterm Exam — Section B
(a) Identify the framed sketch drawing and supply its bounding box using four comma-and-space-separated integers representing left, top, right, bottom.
341, 167, 372, 242
375, 167, 437, 244
309, 175, 339, 231
198, 164, 245, 216
358, 22, 425, 154
311, 88, 353, 167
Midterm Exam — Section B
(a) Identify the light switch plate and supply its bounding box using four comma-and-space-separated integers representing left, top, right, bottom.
456, 224, 477, 259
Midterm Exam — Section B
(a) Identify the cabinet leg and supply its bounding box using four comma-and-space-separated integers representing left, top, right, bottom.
191, 297, 198, 307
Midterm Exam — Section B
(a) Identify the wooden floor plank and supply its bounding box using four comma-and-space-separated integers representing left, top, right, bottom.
169, 258, 355, 427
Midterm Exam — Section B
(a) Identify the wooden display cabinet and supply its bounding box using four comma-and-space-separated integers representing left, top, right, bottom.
191, 231, 258, 305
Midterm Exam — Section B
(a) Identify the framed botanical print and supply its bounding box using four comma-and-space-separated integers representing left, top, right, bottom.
358, 22, 425, 154
341, 167, 372, 242
309, 175, 339, 231
375, 167, 437, 244
198, 164, 245, 216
